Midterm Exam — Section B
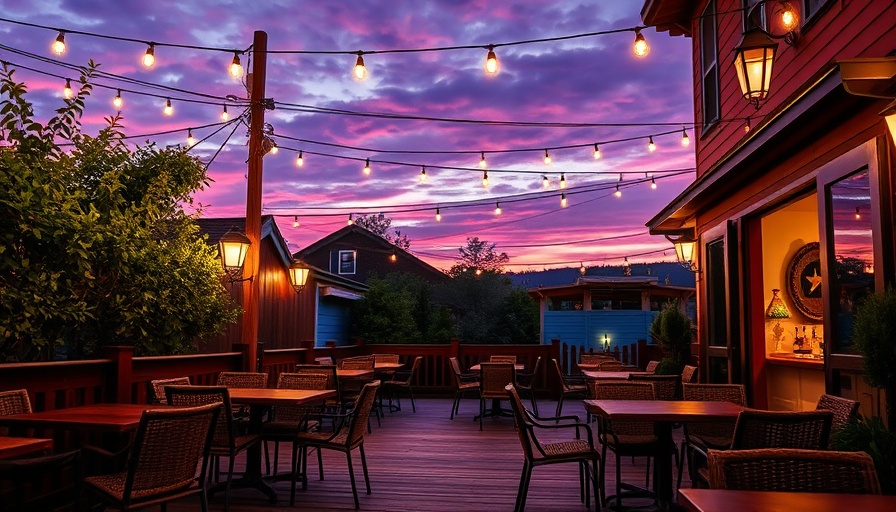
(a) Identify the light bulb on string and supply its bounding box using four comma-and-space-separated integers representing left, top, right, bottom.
494, 202, 502, 215
186, 129, 195, 147
484, 45, 499, 75
681, 127, 690, 147
363, 158, 371, 176
419, 166, 427, 182
579, 262, 586, 275
353, 52, 367, 81
347, 213, 354, 226
163, 98, 173, 116
52, 31, 66, 55
542, 175, 549, 189
647, 136, 656, 152
651, 177, 657, 189
113, 89, 123, 109
142, 44, 156, 68
221, 105, 229, 121
543, 149, 552, 165
560, 174, 567, 189
593, 143, 601, 159
633, 28, 649, 57
560, 193, 568, 208
435, 208, 442, 222
228, 52, 243, 78
296, 150, 304, 167
482, 170, 489, 188
292, 216, 300, 228
389, 252, 397, 263
63, 79, 73, 99
855, 207, 861, 220
269, 142, 278, 155
744, 118, 752, 133
615, 184, 622, 198
479, 152, 487, 169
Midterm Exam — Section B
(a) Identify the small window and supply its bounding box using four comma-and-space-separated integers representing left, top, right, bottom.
700, 1, 719, 127
803, 0, 832, 22
337, 250, 356, 275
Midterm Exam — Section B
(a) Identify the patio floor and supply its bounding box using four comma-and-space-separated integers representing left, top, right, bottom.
165, 396, 690, 511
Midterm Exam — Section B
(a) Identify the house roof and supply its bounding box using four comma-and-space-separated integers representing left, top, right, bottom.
640, 0, 692, 37
527, 275, 695, 297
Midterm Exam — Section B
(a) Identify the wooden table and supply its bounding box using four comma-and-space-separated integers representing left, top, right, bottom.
0, 403, 156, 435
581, 370, 641, 380
678, 488, 896, 512
469, 364, 526, 371
336, 368, 375, 379
226, 388, 336, 503
0, 436, 53, 459
577, 363, 639, 371
584, 399, 743, 510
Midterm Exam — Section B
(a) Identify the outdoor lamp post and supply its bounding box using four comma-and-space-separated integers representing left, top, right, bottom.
733, 27, 778, 109
218, 228, 252, 283
666, 233, 699, 273
288, 262, 310, 293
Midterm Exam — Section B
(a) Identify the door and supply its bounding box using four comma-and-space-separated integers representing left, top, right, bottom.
703, 221, 742, 384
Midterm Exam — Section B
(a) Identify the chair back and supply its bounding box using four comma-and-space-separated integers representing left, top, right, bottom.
505, 384, 537, 460
489, 355, 517, 363
628, 373, 680, 400
598, 360, 628, 371
0, 449, 81, 511
295, 364, 340, 408
480, 362, 516, 400
589, 381, 656, 438
682, 383, 745, 447
550, 358, 577, 392
731, 408, 833, 450
374, 354, 400, 365
681, 365, 698, 384
149, 377, 191, 404
217, 371, 268, 388
165, 386, 234, 449
124, 403, 220, 499
0, 389, 32, 416
816, 394, 860, 441
707, 448, 881, 494
315, 356, 335, 365
340, 356, 374, 370
644, 360, 660, 373
518, 356, 543, 389
345, 381, 381, 446
273, 373, 329, 426
396, 356, 422, 384
580, 353, 614, 365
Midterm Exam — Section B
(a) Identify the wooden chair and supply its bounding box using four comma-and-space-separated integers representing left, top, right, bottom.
82, 403, 220, 512
707, 448, 881, 494
149, 377, 190, 404
478, 362, 516, 430
680, 365, 698, 385
515, 356, 543, 416
680, 383, 745, 488
449, 356, 480, 420
644, 360, 660, 373
294, 381, 381, 508
165, 386, 261, 512
381, 356, 422, 413
589, 380, 659, 509
730, 408, 833, 450
505, 384, 600, 512
550, 358, 588, 418
489, 355, 517, 363
815, 394, 859, 447
0, 449, 81, 512
261, 373, 329, 484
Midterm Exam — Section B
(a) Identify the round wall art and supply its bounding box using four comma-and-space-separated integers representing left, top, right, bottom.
787, 242, 823, 321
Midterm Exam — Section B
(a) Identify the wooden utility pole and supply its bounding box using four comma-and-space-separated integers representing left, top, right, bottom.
243, 30, 267, 371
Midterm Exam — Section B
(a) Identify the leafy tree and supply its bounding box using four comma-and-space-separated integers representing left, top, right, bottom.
649, 300, 694, 374
350, 273, 454, 343
353, 213, 410, 249
448, 236, 509, 276
0, 62, 239, 361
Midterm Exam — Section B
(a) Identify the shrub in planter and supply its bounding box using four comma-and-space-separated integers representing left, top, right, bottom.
649, 300, 693, 375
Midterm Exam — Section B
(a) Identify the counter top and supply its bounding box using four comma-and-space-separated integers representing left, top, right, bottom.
767, 352, 824, 369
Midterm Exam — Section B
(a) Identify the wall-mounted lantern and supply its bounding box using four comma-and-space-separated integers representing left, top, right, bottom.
733, 28, 778, 109
288, 261, 310, 293
666, 232, 699, 273
218, 228, 252, 283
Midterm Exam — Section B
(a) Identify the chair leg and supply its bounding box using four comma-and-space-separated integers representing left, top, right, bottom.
317, 446, 325, 480
346, 450, 360, 509
359, 443, 371, 495
556, 395, 564, 418
591, 458, 600, 512
301, 446, 310, 490
224, 455, 235, 512
529, 390, 538, 417
479, 397, 484, 431
514, 461, 532, 512
290, 443, 300, 506
263, 440, 270, 475
450, 392, 459, 419
409, 386, 416, 413
615, 452, 623, 509
599, 444, 608, 506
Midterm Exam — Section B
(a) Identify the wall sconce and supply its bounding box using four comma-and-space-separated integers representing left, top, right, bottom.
288, 261, 310, 293
218, 228, 252, 283
666, 232, 699, 273
733, 27, 778, 109
603, 334, 610, 352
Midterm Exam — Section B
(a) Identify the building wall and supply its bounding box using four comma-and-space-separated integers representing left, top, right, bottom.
543, 310, 657, 353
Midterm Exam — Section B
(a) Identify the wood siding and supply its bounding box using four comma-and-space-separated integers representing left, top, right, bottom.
543, 310, 656, 353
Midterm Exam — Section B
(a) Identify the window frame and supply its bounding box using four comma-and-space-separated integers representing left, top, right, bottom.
699, 0, 720, 131
337, 249, 357, 275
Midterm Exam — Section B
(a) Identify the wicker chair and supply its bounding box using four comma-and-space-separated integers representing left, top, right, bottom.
0, 389, 32, 416
449, 357, 480, 420
730, 408, 833, 450
479, 362, 516, 430
0, 449, 81, 512
589, 380, 659, 509
680, 383, 746, 488
515, 356, 543, 416
680, 365, 698, 385
644, 360, 660, 373
373, 354, 400, 365
295, 364, 341, 413
216, 372, 268, 388
381, 356, 422, 413
315, 356, 335, 365
339, 357, 376, 418
489, 355, 517, 363
816, 394, 860, 447
293, 380, 381, 508
83, 403, 220, 512
149, 377, 191, 404
597, 360, 630, 371
551, 358, 588, 417
707, 448, 881, 494
261, 372, 329, 490
580, 353, 615, 366
628, 373, 680, 401
165, 386, 261, 512
505, 384, 601, 512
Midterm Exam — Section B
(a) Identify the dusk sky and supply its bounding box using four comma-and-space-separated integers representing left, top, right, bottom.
0, 1, 696, 273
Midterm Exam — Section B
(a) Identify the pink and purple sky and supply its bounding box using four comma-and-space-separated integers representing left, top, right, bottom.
0, 1, 696, 273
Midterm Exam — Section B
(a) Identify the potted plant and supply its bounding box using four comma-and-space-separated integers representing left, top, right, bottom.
649, 300, 693, 375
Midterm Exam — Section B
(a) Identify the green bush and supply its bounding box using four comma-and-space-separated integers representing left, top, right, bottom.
831, 415, 896, 494
649, 300, 693, 375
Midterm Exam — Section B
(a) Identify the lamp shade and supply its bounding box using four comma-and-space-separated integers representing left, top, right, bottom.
666, 233, 698, 272
288, 262, 310, 293
218, 229, 251, 275
733, 27, 778, 107
765, 289, 791, 318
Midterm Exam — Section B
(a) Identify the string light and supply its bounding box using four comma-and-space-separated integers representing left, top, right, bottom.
479, 152, 487, 169
651, 177, 657, 189
269, 142, 278, 155
615, 175, 622, 197
543, 149, 552, 165
579, 262, 586, 275
186, 129, 195, 147
781, 2, 799, 31
542, 175, 549, 188
680, 127, 690, 147
228, 52, 243, 78
647, 136, 656, 152
292, 216, 300, 228
855, 206, 861, 220
296, 150, 304, 167
494, 202, 502, 215
142, 44, 156, 68
484, 45, 499, 75
389, 252, 397, 263
560, 173, 567, 189
560, 193, 568, 208
113, 89, 123, 109
435, 208, 441, 222
353, 52, 367, 81
63, 78, 73, 99
482, 170, 489, 188
363, 158, 372, 175
593, 143, 601, 159
221, 105, 229, 121
51, 31, 66, 55
633, 28, 649, 58
744, 118, 752, 133
347, 213, 354, 225
163, 98, 173, 116
420, 165, 427, 182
